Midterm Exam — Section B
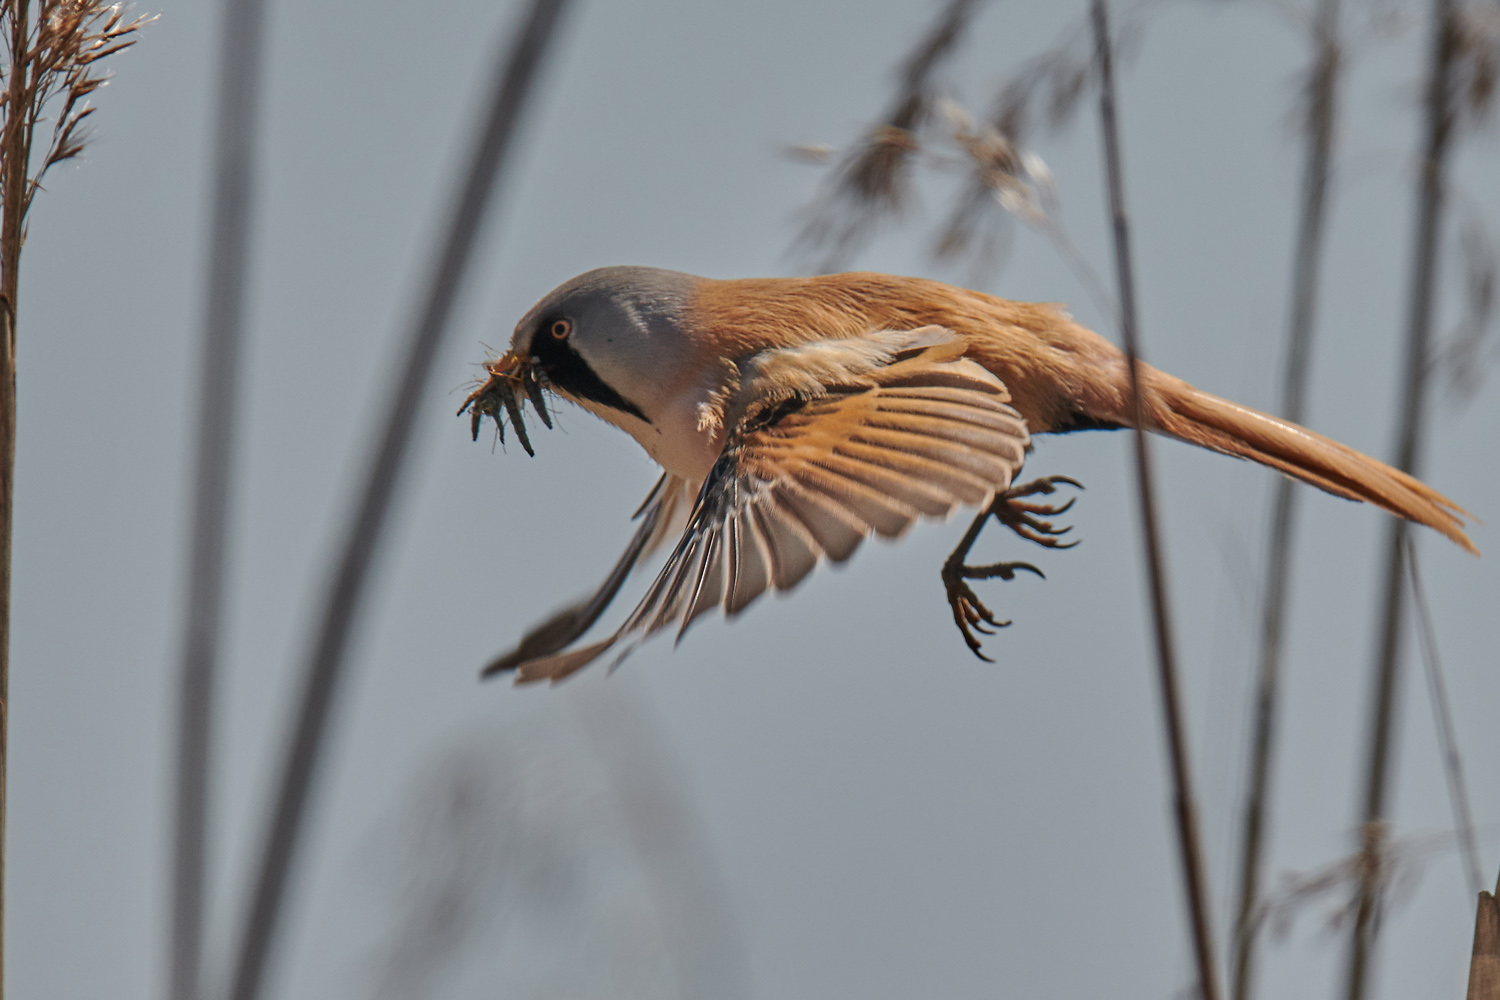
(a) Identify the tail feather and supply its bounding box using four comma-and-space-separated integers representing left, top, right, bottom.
1140, 369, 1477, 555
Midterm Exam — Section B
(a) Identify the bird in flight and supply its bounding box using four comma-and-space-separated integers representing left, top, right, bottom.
460, 267, 1476, 683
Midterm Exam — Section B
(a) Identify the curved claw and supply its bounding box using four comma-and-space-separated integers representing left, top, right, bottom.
962, 560, 1044, 581
1004, 475, 1085, 500
936, 474, 1083, 658
1013, 496, 1077, 519
941, 562, 1017, 662
995, 480, 1085, 550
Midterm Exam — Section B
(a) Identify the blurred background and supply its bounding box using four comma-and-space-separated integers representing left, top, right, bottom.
9, 0, 1500, 997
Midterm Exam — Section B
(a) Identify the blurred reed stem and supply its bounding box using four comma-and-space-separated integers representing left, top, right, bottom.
1405, 535, 1483, 897
1089, 3, 1221, 999
171, 1, 268, 999
1232, 3, 1343, 998
224, 2, 572, 998
1345, 1, 1459, 997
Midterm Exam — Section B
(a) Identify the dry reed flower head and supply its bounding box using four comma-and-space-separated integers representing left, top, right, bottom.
1452, 0, 1500, 129
792, 0, 986, 271
1439, 215, 1497, 400
2, 1, 149, 217
1253, 823, 1461, 943
792, 5, 1141, 290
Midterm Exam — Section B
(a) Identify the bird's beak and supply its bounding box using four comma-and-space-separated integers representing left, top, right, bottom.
458, 349, 553, 456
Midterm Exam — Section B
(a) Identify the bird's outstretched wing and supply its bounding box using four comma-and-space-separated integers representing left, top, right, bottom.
497, 330, 1031, 684
481, 472, 696, 674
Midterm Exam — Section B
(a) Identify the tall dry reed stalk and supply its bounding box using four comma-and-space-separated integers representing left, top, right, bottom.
224, 2, 573, 998
0, 3, 144, 995
1346, 1, 1459, 996
1404, 536, 1483, 897
171, 2, 267, 1000
1089, 4, 1220, 998
1232, 3, 1344, 999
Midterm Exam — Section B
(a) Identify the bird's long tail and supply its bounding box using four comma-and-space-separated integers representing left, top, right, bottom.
1134, 367, 1477, 554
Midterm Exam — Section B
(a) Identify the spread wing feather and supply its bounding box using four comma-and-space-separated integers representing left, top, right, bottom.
505, 336, 1032, 683
480, 473, 694, 675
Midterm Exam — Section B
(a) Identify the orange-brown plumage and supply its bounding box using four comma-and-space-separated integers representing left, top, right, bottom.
467, 266, 1477, 681
693, 273, 1476, 553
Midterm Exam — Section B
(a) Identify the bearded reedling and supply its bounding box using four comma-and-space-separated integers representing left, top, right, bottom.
460, 267, 1477, 682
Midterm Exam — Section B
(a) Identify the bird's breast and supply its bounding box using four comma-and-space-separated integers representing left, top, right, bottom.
573, 388, 722, 483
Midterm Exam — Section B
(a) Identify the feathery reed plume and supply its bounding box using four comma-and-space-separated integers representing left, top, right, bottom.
933, 97, 1117, 316
568, 682, 753, 1000
790, 7, 1146, 303
171, 2, 267, 1000
366, 687, 749, 1000
1090, 4, 1221, 999
1346, 0, 1473, 995
1252, 827, 1462, 943
1232, 4, 1345, 1000
1438, 215, 1497, 401
931, 13, 1122, 281
225, 3, 573, 998
0, 3, 144, 994
793, 0, 986, 270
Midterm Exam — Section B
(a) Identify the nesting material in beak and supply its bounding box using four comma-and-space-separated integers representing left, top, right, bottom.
458, 350, 552, 456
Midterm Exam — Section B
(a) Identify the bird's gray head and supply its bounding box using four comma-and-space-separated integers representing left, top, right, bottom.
460, 266, 701, 453
511, 266, 700, 422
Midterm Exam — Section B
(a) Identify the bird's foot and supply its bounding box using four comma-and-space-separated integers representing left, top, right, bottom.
938, 475, 1084, 660
991, 475, 1083, 549
941, 556, 1044, 662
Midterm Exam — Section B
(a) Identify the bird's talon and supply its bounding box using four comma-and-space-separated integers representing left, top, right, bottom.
961, 559, 1043, 581
938, 476, 1084, 657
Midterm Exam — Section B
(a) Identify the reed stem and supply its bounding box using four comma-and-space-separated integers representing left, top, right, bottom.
1345, 2, 1458, 996
224, 3, 573, 998
170, 1, 267, 998
1090, 3, 1221, 998
1232, 4, 1343, 998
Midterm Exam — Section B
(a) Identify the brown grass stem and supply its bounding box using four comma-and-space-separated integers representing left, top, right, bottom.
1090, 4, 1221, 999
0, 5, 145, 994
223, 3, 572, 998
1345, 1, 1459, 997
1232, 3, 1344, 999
171, 2, 268, 999
1405, 535, 1483, 897
0, 10, 27, 994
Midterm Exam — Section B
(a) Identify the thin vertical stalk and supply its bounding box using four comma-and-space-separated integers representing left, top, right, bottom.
171, 1, 267, 999
1405, 536, 1482, 897
1233, 3, 1343, 997
0, 5, 31, 996
223, 3, 572, 999
1090, 4, 1221, 999
1344, 1, 1458, 997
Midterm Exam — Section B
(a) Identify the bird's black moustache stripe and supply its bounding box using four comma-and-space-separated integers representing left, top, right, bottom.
528, 329, 650, 423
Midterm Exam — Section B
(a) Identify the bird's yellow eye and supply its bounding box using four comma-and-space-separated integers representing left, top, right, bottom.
550, 318, 571, 340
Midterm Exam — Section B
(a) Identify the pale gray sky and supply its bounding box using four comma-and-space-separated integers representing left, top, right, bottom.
11, 1, 1500, 998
